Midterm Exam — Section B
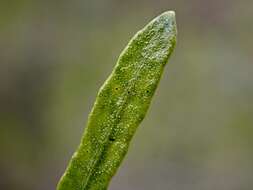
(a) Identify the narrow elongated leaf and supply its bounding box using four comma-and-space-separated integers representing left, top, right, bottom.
57, 11, 177, 190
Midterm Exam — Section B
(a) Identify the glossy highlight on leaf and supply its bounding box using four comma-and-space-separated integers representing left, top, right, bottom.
57, 11, 177, 190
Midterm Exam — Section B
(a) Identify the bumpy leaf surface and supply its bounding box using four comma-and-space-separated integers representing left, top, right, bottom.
57, 11, 177, 190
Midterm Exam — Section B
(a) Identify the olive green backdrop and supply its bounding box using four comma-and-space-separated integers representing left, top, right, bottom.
0, 0, 253, 189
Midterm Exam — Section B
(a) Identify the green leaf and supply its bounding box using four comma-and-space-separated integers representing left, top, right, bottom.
57, 11, 177, 190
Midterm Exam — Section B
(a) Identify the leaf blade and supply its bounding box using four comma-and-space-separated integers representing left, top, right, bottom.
57, 11, 177, 190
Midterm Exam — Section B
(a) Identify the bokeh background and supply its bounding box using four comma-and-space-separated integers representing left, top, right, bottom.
1, 0, 253, 189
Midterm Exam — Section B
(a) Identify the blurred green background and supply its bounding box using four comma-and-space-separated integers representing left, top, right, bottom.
1, 0, 253, 189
